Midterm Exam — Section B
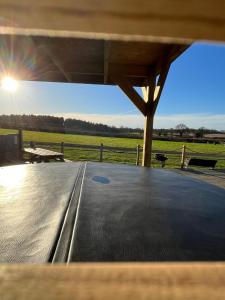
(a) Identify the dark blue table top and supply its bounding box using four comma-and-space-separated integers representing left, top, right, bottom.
1, 162, 225, 263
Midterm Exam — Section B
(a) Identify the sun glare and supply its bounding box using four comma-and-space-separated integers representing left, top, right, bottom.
0, 165, 26, 190
1, 76, 18, 93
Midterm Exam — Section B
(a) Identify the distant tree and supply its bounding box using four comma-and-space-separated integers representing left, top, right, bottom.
175, 124, 189, 137
195, 127, 206, 138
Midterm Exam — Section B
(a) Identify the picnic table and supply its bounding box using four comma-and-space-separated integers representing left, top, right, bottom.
24, 147, 64, 163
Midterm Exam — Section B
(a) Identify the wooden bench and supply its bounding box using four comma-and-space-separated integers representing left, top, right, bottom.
185, 158, 217, 169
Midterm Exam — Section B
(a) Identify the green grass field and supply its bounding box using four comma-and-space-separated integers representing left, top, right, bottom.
1, 128, 225, 168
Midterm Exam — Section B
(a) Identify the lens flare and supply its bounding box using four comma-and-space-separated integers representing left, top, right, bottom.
1, 76, 18, 93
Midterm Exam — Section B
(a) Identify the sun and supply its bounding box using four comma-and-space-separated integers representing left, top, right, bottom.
1, 76, 18, 93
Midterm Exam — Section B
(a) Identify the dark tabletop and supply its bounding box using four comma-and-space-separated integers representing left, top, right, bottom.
1, 162, 225, 263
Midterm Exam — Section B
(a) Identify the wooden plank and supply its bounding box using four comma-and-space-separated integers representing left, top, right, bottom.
24, 147, 63, 157
1, 263, 225, 300
110, 64, 149, 77
0, 1, 224, 43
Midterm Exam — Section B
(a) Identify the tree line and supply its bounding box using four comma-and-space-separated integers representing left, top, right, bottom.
0, 115, 222, 139
0, 114, 65, 133
154, 124, 221, 139
0, 114, 143, 137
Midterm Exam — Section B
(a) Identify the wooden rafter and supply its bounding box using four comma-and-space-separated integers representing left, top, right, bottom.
104, 41, 110, 84
40, 45, 72, 83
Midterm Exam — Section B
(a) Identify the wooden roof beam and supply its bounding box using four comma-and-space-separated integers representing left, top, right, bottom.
152, 63, 171, 114
112, 75, 146, 115
142, 59, 172, 114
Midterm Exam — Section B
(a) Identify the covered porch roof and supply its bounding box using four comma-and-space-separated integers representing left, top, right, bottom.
1, 35, 188, 86
3, 1, 212, 167
0, 33, 189, 167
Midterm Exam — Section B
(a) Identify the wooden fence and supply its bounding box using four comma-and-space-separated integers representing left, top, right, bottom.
24, 141, 225, 168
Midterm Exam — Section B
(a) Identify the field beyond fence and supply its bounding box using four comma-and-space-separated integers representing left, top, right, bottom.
23, 141, 225, 169
1, 129, 225, 168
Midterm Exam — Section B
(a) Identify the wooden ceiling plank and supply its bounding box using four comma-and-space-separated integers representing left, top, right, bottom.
40, 45, 72, 83
104, 41, 110, 84
110, 64, 149, 77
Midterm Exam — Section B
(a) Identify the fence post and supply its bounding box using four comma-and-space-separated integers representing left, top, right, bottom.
181, 145, 186, 169
100, 143, 103, 162
136, 145, 140, 166
18, 129, 23, 160
61, 142, 64, 154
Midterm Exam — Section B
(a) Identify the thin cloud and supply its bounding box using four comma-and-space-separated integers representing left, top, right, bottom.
54, 112, 225, 130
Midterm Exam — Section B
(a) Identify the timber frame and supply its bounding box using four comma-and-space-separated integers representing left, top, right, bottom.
112, 60, 171, 167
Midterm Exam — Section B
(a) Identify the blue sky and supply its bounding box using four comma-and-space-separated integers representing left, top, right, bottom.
1, 42, 225, 130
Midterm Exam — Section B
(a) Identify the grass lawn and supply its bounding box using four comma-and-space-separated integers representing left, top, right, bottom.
1, 128, 225, 168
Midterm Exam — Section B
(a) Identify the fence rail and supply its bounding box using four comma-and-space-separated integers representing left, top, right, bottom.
24, 141, 225, 168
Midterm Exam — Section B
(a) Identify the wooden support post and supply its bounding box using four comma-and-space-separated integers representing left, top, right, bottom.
61, 142, 64, 154
142, 61, 171, 167
18, 129, 23, 161
142, 112, 154, 167
114, 62, 170, 168
181, 145, 186, 169
100, 143, 103, 162
142, 72, 156, 167
136, 145, 140, 166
